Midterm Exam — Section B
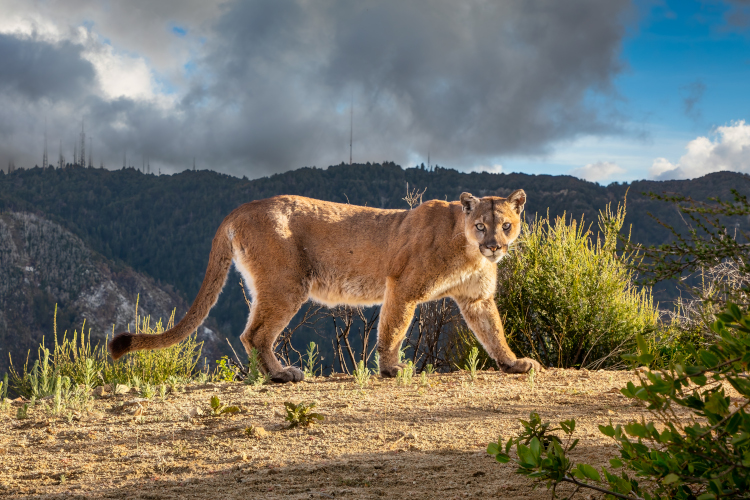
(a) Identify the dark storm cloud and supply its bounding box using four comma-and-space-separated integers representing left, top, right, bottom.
195, 0, 630, 175
0, 0, 631, 177
0, 33, 94, 101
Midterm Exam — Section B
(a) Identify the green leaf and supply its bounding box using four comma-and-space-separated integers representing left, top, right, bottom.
529, 437, 541, 459
210, 395, 221, 410
636, 333, 650, 355
220, 405, 240, 414
599, 424, 615, 437
609, 459, 623, 468
663, 473, 679, 484
580, 464, 601, 482
495, 454, 511, 464
729, 303, 742, 321
696, 493, 716, 500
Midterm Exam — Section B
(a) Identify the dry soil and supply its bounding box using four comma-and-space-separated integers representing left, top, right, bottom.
0, 368, 709, 499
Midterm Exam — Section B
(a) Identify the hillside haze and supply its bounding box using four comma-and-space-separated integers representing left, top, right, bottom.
1, 162, 748, 367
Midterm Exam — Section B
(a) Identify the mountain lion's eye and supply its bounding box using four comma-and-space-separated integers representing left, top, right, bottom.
502, 222, 511, 231
475, 223, 485, 231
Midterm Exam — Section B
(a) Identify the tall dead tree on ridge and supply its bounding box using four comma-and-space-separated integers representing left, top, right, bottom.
79, 119, 85, 168
42, 121, 48, 169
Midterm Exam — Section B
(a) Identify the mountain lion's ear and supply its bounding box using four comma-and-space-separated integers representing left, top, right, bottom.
460, 192, 480, 212
508, 189, 526, 214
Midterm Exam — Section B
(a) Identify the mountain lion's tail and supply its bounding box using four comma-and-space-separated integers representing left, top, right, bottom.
108, 224, 234, 360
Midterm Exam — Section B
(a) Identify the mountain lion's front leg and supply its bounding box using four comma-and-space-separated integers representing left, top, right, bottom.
455, 296, 541, 374
377, 280, 417, 378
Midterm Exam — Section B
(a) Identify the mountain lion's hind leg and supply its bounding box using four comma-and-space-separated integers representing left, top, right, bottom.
239, 289, 307, 383
455, 296, 542, 374
377, 280, 417, 378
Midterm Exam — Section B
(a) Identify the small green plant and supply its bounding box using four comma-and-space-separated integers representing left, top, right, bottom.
303, 342, 320, 378
396, 361, 414, 386
419, 371, 429, 387
141, 382, 155, 399
353, 360, 371, 389
373, 352, 380, 373
159, 384, 167, 400
194, 370, 210, 384
59, 473, 67, 484
209, 395, 240, 416
52, 374, 63, 415
283, 401, 324, 428
527, 368, 535, 392
244, 348, 269, 386
1, 372, 7, 399
464, 346, 480, 382
215, 356, 236, 382
16, 403, 29, 419
424, 363, 435, 376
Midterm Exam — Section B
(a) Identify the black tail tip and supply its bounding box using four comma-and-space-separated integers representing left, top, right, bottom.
108, 332, 134, 360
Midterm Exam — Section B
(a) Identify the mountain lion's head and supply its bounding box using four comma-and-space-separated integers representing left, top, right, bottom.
460, 190, 525, 263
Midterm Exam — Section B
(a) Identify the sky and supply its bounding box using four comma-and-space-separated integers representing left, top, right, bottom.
0, 0, 748, 183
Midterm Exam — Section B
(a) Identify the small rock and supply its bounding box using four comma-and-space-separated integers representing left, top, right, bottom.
188, 407, 203, 418
406, 432, 417, 440
248, 426, 267, 438
92, 386, 108, 398
635, 366, 649, 374
273, 409, 285, 418
607, 410, 615, 416
486, 367, 495, 372
512, 394, 522, 401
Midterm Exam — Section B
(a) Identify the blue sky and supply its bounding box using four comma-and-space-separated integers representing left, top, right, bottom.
0, 0, 748, 182
503, 0, 750, 182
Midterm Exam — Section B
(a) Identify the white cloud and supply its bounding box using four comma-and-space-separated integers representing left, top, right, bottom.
650, 120, 750, 180
471, 164, 503, 174
568, 161, 624, 183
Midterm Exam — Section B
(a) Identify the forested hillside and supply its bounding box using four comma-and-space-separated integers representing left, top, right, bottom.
0, 211, 222, 373
1, 162, 748, 365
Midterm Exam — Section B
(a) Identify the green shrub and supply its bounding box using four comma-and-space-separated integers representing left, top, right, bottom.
105, 311, 203, 387
488, 303, 750, 500
9, 304, 203, 398
497, 202, 659, 369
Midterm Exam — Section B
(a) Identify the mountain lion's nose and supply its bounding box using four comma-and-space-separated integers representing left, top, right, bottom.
487, 244, 499, 252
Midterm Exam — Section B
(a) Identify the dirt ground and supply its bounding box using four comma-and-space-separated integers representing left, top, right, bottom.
0, 368, 701, 499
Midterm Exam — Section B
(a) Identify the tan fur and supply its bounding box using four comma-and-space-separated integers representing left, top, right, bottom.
108, 191, 541, 382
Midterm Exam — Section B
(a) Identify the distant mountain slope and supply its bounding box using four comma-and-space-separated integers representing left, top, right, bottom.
1, 163, 748, 352
0, 212, 221, 373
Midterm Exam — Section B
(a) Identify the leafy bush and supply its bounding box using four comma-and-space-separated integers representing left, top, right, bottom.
9, 305, 203, 398
497, 202, 659, 369
284, 401, 324, 428
487, 303, 750, 500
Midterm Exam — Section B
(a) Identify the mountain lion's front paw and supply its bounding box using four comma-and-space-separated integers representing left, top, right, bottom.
503, 358, 542, 374
270, 366, 305, 383
379, 363, 409, 378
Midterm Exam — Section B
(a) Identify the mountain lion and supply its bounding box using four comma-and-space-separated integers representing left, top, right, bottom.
108, 191, 541, 381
